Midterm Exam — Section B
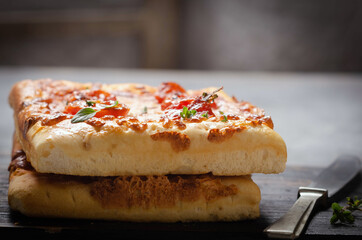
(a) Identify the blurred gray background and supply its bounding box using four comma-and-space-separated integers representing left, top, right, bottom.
1, 0, 361, 71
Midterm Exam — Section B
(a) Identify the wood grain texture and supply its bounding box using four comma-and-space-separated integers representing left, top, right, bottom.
0, 157, 361, 239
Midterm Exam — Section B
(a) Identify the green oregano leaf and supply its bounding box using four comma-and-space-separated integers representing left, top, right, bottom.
202, 87, 223, 103
219, 111, 228, 122
180, 106, 197, 119
86, 100, 96, 107
71, 108, 98, 123
330, 196, 362, 225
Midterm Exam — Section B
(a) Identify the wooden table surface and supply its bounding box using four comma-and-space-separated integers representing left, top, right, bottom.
0, 67, 361, 239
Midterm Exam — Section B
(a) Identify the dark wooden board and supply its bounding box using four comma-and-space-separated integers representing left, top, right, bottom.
0, 155, 361, 240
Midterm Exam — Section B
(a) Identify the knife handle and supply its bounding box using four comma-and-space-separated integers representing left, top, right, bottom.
264, 187, 328, 239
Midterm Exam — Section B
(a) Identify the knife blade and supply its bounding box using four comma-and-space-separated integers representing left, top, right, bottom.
264, 155, 361, 239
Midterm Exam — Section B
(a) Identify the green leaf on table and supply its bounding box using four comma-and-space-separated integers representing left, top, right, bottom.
330, 197, 361, 225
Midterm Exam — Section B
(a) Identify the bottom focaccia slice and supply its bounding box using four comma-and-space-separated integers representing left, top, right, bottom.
8, 169, 260, 222
8, 152, 260, 222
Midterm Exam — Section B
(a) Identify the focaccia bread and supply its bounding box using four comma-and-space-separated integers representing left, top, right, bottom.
8, 139, 261, 222
9, 79, 287, 176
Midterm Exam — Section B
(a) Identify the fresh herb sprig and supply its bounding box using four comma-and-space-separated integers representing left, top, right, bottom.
202, 112, 209, 118
180, 106, 196, 119
219, 111, 228, 122
202, 86, 223, 103
178, 87, 223, 120
71, 108, 97, 123
86, 100, 96, 107
330, 196, 361, 224
71, 100, 118, 123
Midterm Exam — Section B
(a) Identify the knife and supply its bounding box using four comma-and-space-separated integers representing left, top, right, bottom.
264, 155, 361, 239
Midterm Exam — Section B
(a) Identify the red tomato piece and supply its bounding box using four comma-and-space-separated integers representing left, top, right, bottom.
163, 96, 216, 120
95, 107, 129, 118
155, 82, 187, 103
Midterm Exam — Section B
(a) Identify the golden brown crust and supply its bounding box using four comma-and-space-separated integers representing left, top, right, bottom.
40, 113, 69, 126
85, 117, 106, 128
9, 80, 35, 140
116, 118, 148, 133
90, 175, 238, 208
207, 126, 246, 143
150, 131, 191, 152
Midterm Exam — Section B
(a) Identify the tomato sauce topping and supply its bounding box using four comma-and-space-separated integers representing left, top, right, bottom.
67, 89, 116, 102
155, 82, 187, 104
162, 96, 217, 121
26, 80, 273, 130
63, 90, 129, 119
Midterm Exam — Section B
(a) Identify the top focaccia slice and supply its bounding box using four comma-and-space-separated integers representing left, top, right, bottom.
9, 79, 287, 176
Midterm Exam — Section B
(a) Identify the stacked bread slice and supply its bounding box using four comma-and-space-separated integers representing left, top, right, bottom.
8, 79, 287, 222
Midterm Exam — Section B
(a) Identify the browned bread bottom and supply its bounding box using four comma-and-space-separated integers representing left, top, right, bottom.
8, 168, 260, 222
